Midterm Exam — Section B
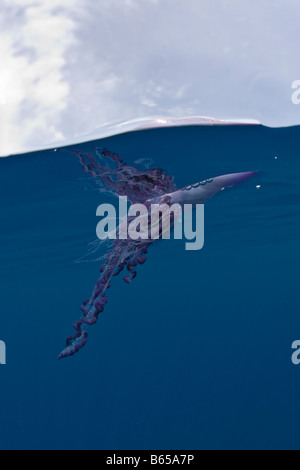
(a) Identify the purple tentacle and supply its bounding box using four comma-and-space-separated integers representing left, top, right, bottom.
58, 148, 177, 359
71, 148, 176, 203
58, 239, 151, 359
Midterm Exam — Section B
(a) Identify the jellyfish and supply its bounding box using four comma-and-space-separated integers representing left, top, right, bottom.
58, 148, 255, 359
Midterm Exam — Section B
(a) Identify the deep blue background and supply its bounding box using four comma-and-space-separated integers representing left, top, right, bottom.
0, 124, 299, 450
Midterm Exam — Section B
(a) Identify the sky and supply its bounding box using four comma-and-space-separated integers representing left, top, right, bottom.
1, 0, 300, 156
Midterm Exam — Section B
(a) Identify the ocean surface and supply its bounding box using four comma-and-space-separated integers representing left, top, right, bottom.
0, 123, 300, 450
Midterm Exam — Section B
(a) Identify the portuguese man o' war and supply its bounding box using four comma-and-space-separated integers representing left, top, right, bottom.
58, 148, 256, 359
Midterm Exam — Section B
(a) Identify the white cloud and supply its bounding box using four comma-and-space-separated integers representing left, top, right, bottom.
0, 0, 79, 155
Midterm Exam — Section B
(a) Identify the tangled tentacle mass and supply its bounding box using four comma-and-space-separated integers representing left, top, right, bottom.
58, 149, 176, 359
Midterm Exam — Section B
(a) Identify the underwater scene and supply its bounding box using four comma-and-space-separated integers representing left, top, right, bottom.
0, 123, 300, 450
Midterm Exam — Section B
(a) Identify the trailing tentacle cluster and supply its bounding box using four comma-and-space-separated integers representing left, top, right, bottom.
71, 148, 176, 203
58, 148, 176, 359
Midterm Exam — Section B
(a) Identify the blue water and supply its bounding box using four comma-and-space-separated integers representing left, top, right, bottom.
0, 124, 300, 450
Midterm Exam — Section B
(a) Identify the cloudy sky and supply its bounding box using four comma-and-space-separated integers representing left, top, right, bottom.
1, 0, 300, 156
